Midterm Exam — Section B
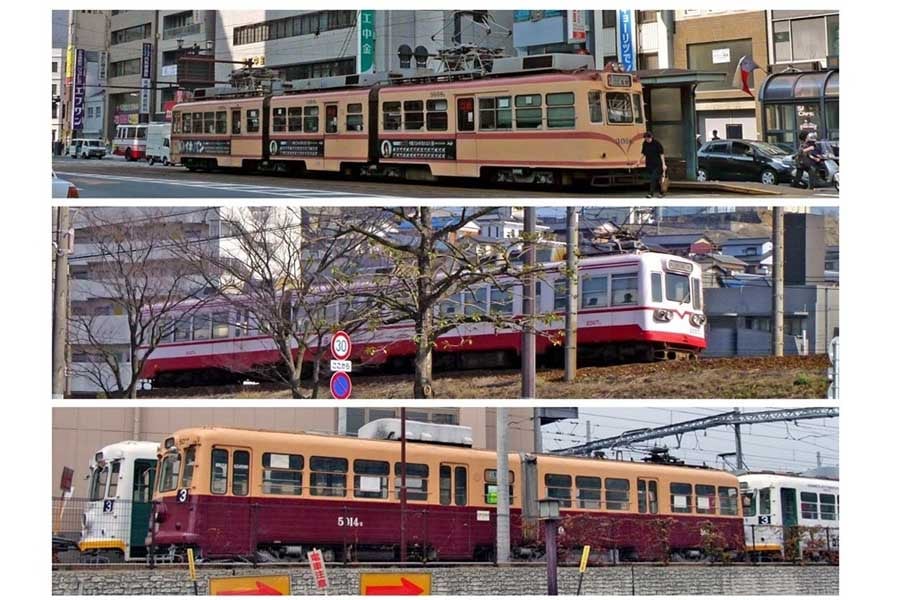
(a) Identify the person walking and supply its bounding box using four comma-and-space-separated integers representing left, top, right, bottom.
641, 131, 666, 198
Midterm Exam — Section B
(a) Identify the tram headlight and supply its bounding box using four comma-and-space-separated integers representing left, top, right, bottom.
690, 314, 706, 327
654, 309, 673, 322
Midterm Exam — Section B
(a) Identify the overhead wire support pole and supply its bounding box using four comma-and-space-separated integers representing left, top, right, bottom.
733, 407, 744, 471
521, 208, 536, 399
400, 407, 408, 562
564, 207, 578, 382
772, 206, 785, 356
496, 407, 510, 563
52, 206, 71, 399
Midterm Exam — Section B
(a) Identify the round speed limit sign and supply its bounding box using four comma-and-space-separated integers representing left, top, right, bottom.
331, 331, 352, 361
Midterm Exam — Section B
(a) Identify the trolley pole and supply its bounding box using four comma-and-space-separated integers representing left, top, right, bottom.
496, 407, 510, 563
564, 207, 578, 382
733, 407, 744, 471
533, 408, 542, 453
52, 206, 71, 399
522, 207, 537, 399
400, 407, 408, 562
772, 206, 784, 356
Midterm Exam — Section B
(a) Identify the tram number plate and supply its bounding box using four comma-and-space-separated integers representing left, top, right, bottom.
758, 515, 772, 525
338, 516, 363, 527
103, 499, 115, 513
177, 488, 190, 503
380, 139, 456, 160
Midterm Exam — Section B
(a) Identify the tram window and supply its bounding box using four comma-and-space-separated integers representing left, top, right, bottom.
232, 450, 250, 497
696, 484, 716, 514
107, 461, 120, 498
215, 111, 227, 134
439, 294, 462, 316
192, 113, 203, 134
346, 103, 364, 131
383, 102, 402, 130
611, 273, 638, 306
325, 105, 338, 133
546, 92, 575, 128
719, 487, 739, 516
691, 278, 702, 311
576, 476, 602, 509
606, 92, 634, 124
545, 474, 572, 508
90, 466, 108, 501
288, 107, 303, 132
489, 287, 513, 315
484, 469, 515, 505
247, 109, 260, 133
211, 449, 229, 495
666, 272, 691, 304
310, 456, 348, 497
303, 106, 319, 133
231, 109, 241, 135
182, 113, 192, 134
463, 287, 487, 316
605, 478, 630, 510
172, 113, 180, 134
403, 100, 424, 131
670, 482, 693, 513
638, 479, 659, 514
801, 492, 819, 519
234, 310, 250, 337
581, 276, 608, 309
457, 98, 475, 132
354, 459, 389, 499
262, 453, 303, 495
173, 317, 191, 342
759, 488, 771, 514
479, 97, 512, 130
159, 452, 181, 493
212, 312, 230, 339
192, 313, 211, 341
819, 494, 837, 520
546, 279, 568, 311
454, 466, 468, 506
426, 99, 448, 131
440, 465, 452, 505
651, 272, 663, 302
742, 492, 757, 517
515, 94, 543, 129
394, 463, 429, 501
202, 112, 215, 134
272, 107, 287, 132
588, 91, 603, 123
181, 446, 196, 489
632, 94, 644, 124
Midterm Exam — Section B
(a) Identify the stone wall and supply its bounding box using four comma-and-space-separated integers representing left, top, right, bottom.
53, 565, 838, 596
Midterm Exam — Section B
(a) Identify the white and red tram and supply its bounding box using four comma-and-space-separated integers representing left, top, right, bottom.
138, 252, 706, 386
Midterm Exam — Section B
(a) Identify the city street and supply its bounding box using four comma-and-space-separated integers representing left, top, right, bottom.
53, 156, 838, 199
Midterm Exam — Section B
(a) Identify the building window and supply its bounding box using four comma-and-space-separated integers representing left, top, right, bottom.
233, 11, 356, 46
52, 61, 59, 73
281, 57, 355, 81
638, 10, 658, 24
110, 58, 142, 78
601, 10, 617, 28
111, 23, 152, 45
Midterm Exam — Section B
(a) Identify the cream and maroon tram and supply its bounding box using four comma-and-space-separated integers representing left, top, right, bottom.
170, 54, 646, 186
149, 427, 743, 562
137, 252, 706, 387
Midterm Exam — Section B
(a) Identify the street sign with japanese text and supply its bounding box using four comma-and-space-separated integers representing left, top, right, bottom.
330, 359, 352, 372
617, 10, 637, 71
307, 548, 329, 590
360, 573, 431, 596
208, 575, 290, 595
72, 49, 86, 130
357, 10, 376, 73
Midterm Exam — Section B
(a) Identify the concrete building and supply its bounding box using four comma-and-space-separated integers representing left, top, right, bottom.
155, 11, 217, 119
57, 11, 109, 144
51, 48, 65, 146
767, 10, 839, 70
52, 407, 537, 497
107, 11, 157, 132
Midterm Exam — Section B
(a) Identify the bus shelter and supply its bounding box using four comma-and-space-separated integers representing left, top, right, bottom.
636, 69, 727, 181
758, 69, 839, 150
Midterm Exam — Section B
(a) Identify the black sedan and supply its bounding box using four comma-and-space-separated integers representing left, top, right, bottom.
697, 139, 796, 186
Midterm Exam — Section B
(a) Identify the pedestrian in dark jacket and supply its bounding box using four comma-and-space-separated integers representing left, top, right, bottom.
641, 131, 666, 198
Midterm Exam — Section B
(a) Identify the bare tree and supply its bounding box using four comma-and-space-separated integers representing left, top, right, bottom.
180, 207, 378, 399
68, 208, 209, 398
339, 207, 535, 399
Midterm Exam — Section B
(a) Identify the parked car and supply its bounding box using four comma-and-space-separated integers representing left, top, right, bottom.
697, 139, 795, 186
68, 138, 107, 159
52, 171, 79, 198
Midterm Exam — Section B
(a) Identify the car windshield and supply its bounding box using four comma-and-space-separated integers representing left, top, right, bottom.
752, 142, 790, 157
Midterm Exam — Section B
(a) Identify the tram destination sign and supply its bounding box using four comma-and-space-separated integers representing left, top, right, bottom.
380, 139, 456, 160
269, 139, 324, 158
179, 139, 231, 155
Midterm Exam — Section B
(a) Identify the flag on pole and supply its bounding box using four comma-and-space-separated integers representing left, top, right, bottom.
733, 55, 761, 97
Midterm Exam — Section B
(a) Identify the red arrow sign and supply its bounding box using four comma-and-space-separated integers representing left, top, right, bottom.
216, 581, 285, 596
364, 577, 425, 596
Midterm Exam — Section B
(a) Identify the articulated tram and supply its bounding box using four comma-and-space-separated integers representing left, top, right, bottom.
170, 54, 647, 187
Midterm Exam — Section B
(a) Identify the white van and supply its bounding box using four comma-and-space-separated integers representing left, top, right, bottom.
68, 138, 107, 159
146, 122, 172, 165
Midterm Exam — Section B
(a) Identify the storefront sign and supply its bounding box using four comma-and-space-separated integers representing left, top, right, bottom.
269, 139, 324, 158
140, 42, 152, 115
357, 10, 376, 74
712, 48, 731, 64
161, 64, 178, 77
380, 139, 456, 160
98, 51, 107, 85
617, 10, 637, 72
71, 49, 86, 130
567, 10, 587, 43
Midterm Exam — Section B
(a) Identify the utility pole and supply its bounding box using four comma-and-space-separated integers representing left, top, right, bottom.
772, 206, 784, 356
733, 407, 744, 471
400, 407, 408, 562
521, 207, 536, 399
564, 206, 578, 382
585, 420, 591, 443
496, 407, 510, 563
533, 408, 542, 453
52, 206, 71, 399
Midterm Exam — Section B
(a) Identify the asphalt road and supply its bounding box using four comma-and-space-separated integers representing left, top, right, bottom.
53, 156, 839, 199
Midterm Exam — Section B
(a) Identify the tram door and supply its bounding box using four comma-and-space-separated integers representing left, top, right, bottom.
439, 463, 471, 557
130, 460, 156, 557
455, 97, 477, 177
324, 103, 339, 165
205, 447, 253, 557
780, 487, 798, 527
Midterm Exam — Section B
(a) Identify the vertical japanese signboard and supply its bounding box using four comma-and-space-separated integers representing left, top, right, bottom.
71, 49, 86, 130
357, 10, 376, 73
617, 9, 637, 71
140, 42, 152, 116
567, 10, 587, 44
